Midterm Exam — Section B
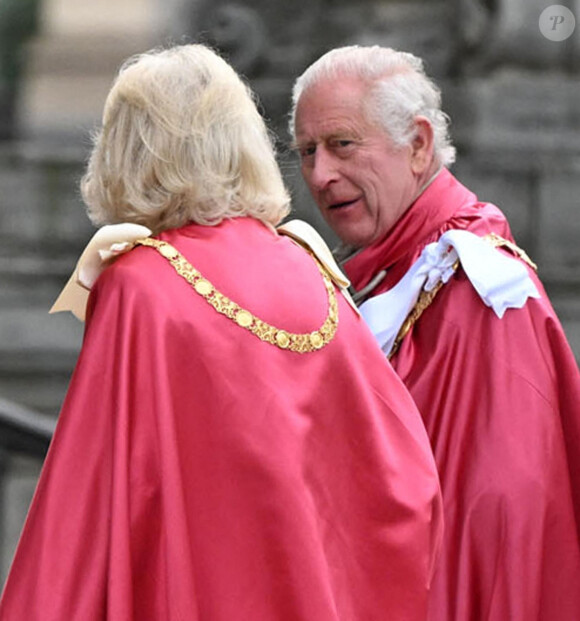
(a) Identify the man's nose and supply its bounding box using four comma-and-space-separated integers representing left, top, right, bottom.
308, 149, 339, 191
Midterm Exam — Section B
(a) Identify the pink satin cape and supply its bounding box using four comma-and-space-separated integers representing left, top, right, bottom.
0, 217, 442, 621
344, 169, 580, 620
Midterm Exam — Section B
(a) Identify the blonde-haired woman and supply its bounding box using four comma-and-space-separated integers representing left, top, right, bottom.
0, 44, 441, 621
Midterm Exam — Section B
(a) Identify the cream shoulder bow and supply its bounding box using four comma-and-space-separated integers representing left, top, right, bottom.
50, 223, 152, 321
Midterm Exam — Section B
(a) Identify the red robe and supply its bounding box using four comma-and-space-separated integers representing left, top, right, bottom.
0, 217, 442, 621
344, 169, 580, 620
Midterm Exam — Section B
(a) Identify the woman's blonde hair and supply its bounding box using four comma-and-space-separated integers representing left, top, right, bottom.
82, 44, 290, 232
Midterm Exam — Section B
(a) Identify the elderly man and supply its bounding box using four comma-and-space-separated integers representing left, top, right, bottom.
290, 45, 580, 620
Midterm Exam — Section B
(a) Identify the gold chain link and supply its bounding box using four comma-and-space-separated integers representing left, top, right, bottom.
484, 232, 538, 271
136, 237, 338, 353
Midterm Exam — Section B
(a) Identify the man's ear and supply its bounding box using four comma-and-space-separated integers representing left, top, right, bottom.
410, 117, 435, 175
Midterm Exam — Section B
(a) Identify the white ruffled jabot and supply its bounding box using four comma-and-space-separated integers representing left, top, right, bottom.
359, 229, 541, 356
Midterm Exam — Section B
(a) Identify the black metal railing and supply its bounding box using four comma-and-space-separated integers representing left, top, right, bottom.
0, 397, 54, 585
0, 397, 54, 457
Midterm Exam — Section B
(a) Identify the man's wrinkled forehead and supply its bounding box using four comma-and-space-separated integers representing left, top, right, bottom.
294, 76, 389, 142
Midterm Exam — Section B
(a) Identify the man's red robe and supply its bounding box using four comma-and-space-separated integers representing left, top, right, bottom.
344, 168, 580, 620
0, 217, 441, 620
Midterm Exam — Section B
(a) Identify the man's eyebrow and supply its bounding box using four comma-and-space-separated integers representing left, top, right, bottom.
289, 128, 359, 152
288, 139, 313, 151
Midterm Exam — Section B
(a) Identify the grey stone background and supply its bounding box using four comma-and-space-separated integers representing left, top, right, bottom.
1, 0, 579, 585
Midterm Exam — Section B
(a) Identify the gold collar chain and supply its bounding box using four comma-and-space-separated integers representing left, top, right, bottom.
136, 238, 339, 353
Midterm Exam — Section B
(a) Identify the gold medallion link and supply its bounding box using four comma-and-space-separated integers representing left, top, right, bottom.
136, 237, 338, 353
159, 245, 179, 260
236, 310, 253, 328
309, 332, 324, 349
275, 331, 290, 349
194, 279, 213, 296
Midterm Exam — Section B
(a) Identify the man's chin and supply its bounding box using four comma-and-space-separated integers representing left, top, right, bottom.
327, 225, 374, 249
324, 213, 370, 248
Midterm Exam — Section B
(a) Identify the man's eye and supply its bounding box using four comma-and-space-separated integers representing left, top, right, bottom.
299, 145, 316, 158
330, 139, 354, 150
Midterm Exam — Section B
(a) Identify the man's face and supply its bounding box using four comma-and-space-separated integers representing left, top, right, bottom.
294, 76, 424, 248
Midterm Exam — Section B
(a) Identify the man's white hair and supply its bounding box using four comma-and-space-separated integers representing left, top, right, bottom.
289, 45, 456, 166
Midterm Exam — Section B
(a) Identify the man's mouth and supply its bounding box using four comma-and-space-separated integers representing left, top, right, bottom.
328, 198, 359, 210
